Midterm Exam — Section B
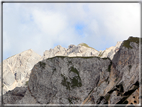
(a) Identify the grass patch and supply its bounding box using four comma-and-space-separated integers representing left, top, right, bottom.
48, 56, 66, 60
68, 96, 80, 104
78, 43, 98, 51
53, 68, 56, 71
47, 56, 103, 60
69, 66, 79, 75
69, 66, 82, 88
104, 93, 110, 101
128, 65, 132, 71
98, 51, 105, 57
39, 61, 46, 69
70, 76, 82, 88
61, 74, 71, 90
52, 68, 56, 74
61, 66, 82, 90
122, 36, 141, 49
68, 61, 72, 64
25, 81, 28, 86
107, 60, 112, 72
68, 97, 73, 104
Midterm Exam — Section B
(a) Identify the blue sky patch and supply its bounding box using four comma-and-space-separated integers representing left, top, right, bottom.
30, 14, 34, 21
75, 24, 85, 36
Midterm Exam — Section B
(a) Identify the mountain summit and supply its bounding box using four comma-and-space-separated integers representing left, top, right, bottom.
2, 41, 122, 95
43, 41, 122, 60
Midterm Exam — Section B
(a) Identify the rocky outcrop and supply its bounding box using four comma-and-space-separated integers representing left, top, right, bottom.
17, 56, 111, 104
3, 87, 27, 104
89, 37, 140, 105
43, 42, 122, 60
3, 36, 140, 106
2, 49, 42, 95
99, 41, 122, 59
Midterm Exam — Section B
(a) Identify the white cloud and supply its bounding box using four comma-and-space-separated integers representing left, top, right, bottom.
32, 9, 67, 37
3, 3, 140, 60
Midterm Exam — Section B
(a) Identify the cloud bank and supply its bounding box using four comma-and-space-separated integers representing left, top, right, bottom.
3, 3, 140, 60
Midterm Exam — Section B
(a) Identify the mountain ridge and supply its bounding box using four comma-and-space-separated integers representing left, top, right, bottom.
0, 40, 122, 95
2, 36, 141, 106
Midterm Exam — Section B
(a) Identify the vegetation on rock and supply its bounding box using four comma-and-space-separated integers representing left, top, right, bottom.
98, 51, 105, 57
61, 66, 82, 90
122, 36, 141, 49
39, 61, 46, 69
79, 43, 98, 51
25, 81, 28, 86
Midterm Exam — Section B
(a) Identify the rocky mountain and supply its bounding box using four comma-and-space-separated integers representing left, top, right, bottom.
99, 41, 122, 59
1, 49, 42, 95
43, 42, 122, 60
3, 36, 141, 106
1, 41, 122, 96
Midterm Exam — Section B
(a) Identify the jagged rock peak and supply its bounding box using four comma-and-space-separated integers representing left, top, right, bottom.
68, 44, 76, 49
42, 41, 123, 60
78, 43, 97, 50
3, 36, 141, 105
2, 49, 42, 95
121, 36, 141, 49
54, 45, 63, 49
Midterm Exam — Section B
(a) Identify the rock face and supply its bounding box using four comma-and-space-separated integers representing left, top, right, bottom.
99, 41, 122, 59
91, 37, 140, 105
17, 56, 111, 104
1, 41, 122, 96
2, 49, 42, 95
3, 36, 141, 106
43, 42, 122, 60
3, 87, 27, 104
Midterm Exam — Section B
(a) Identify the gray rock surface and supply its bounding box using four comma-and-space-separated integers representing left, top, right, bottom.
17, 56, 111, 104
3, 87, 27, 104
2, 36, 140, 106
1, 41, 122, 95
3, 71, 15, 86
94, 36, 140, 105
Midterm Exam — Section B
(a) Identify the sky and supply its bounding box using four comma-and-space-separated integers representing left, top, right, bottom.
2, 2, 140, 60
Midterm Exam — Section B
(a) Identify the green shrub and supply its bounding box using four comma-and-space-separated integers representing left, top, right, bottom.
79, 43, 98, 51
107, 61, 112, 72
122, 36, 141, 49
98, 51, 105, 57
128, 65, 132, 71
61, 66, 82, 90
39, 61, 46, 69
25, 81, 28, 86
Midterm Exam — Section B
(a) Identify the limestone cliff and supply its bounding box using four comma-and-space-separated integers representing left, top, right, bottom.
3, 37, 141, 106
1, 41, 122, 95
43, 42, 122, 60
1, 49, 42, 95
